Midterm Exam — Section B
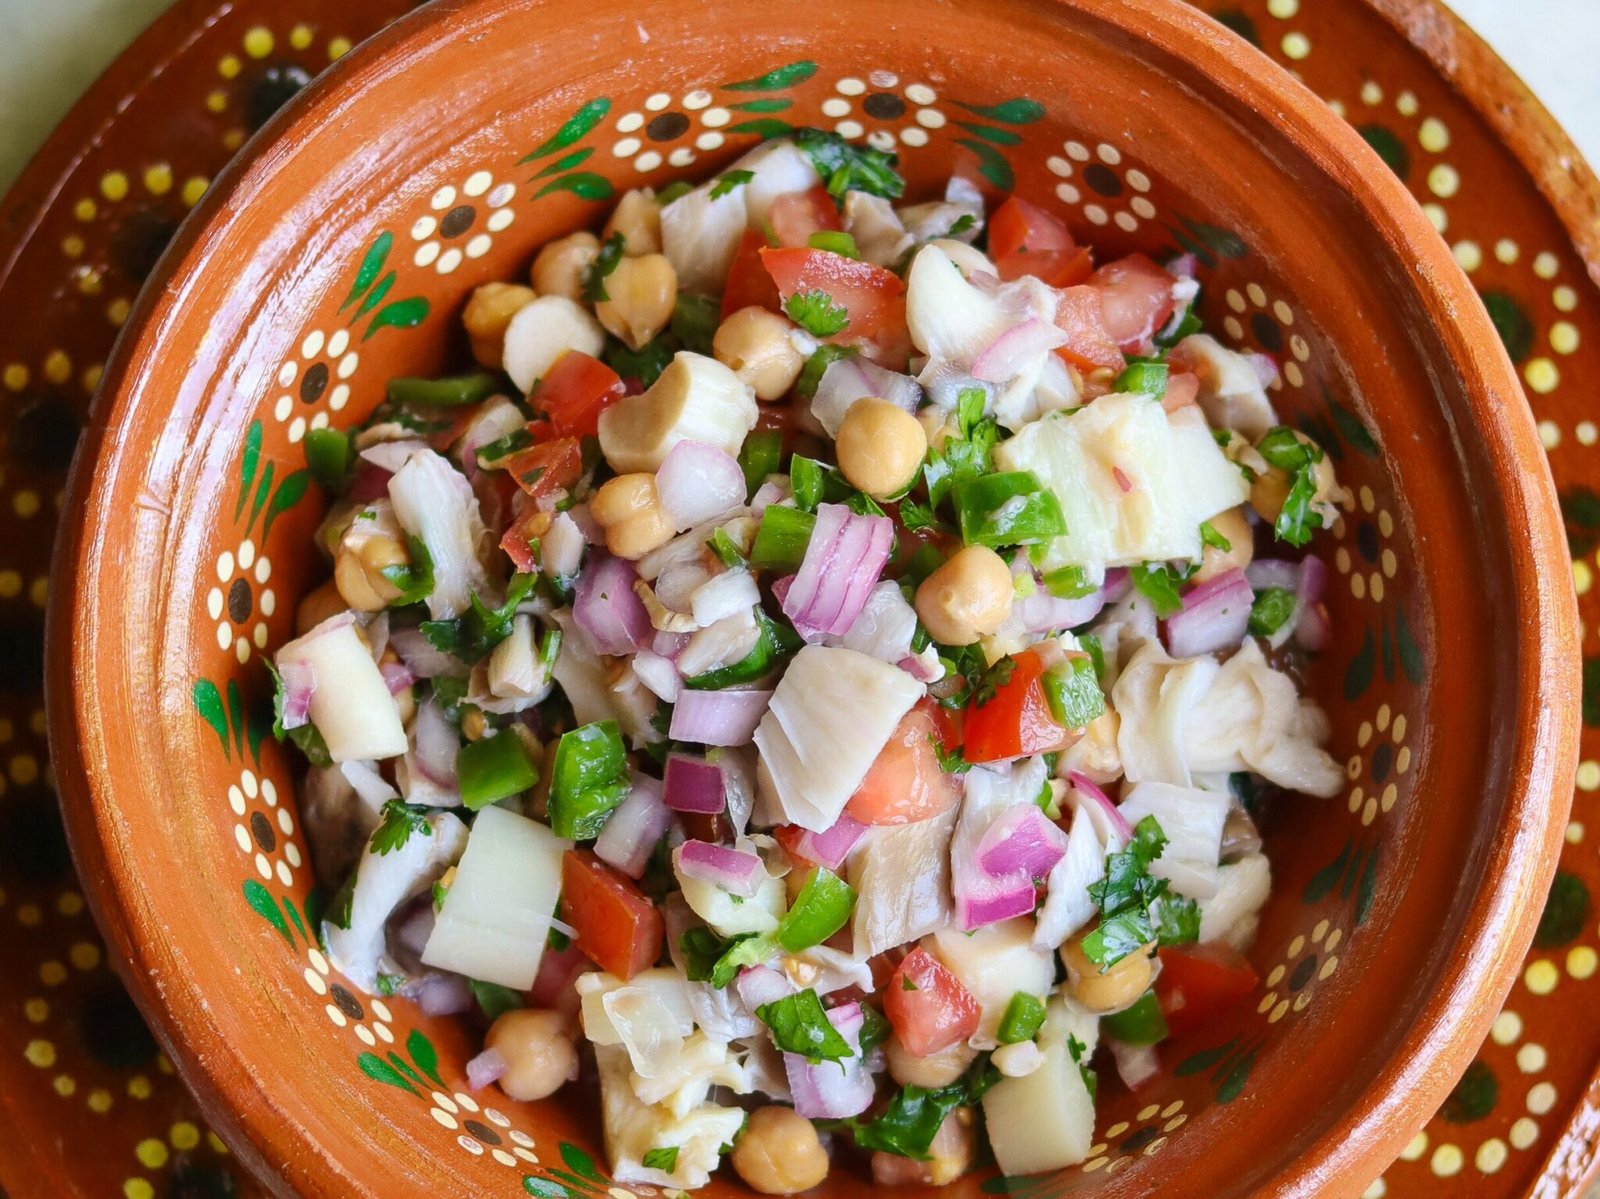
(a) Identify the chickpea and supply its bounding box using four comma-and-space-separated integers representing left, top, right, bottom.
915, 546, 1013, 646
1060, 934, 1155, 1013
591, 472, 675, 560
1191, 504, 1254, 585
870, 1111, 974, 1186
603, 188, 663, 256
380, 648, 417, 725
713, 307, 804, 401
462, 281, 536, 370
917, 406, 958, 454
730, 1106, 829, 1195
1249, 465, 1291, 524
886, 1034, 975, 1090
835, 398, 927, 499
595, 254, 678, 351
461, 707, 488, 742
295, 578, 347, 634
484, 1008, 577, 1102
333, 534, 406, 612
531, 231, 601, 301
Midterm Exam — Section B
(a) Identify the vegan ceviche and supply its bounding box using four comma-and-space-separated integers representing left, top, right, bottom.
274, 131, 1346, 1192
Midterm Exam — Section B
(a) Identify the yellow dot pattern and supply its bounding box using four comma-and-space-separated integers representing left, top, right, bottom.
135, 1139, 169, 1169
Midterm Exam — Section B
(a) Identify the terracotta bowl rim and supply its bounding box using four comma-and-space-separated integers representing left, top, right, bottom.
46, 0, 1580, 1195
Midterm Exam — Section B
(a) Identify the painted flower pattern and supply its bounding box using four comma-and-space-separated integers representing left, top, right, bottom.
1046, 139, 1157, 232
272, 326, 357, 444
819, 72, 947, 151
208, 538, 275, 662
410, 173, 518, 274
610, 89, 735, 172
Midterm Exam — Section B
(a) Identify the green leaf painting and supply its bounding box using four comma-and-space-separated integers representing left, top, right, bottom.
954, 98, 1045, 124
522, 99, 613, 161
725, 118, 796, 139
358, 1051, 420, 1095
1479, 290, 1533, 363
243, 880, 292, 946
1344, 626, 1376, 701
364, 296, 431, 341
1356, 124, 1410, 179
725, 60, 818, 91
341, 231, 393, 311
193, 680, 230, 757
533, 172, 615, 202
955, 138, 1014, 191
236, 421, 262, 521
532, 148, 595, 180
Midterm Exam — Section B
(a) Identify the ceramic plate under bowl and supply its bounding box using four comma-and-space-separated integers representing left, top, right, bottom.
46, 0, 1577, 1197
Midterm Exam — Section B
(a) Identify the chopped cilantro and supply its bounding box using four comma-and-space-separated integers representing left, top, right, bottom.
470, 978, 524, 1021
898, 497, 942, 533
420, 573, 537, 664
784, 289, 851, 337
378, 534, 436, 608
756, 989, 855, 1062
1257, 426, 1327, 548
1082, 815, 1197, 968
1199, 520, 1232, 552
376, 973, 405, 997
1130, 562, 1186, 618
807, 231, 860, 259
370, 800, 432, 857
710, 169, 755, 200
670, 293, 720, 355
581, 232, 626, 303
792, 127, 905, 200
475, 428, 536, 470
603, 335, 676, 388
641, 1147, 680, 1173
970, 655, 1016, 707
1248, 587, 1297, 636
848, 1059, 999, 1160
680, 927, 776, 989
945, 213, 977, 238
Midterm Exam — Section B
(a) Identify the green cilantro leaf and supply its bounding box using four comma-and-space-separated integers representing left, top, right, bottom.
1275, 462, 1324, 548
710, 169, 755, 200
1082, 815, 1194, 968
581, 231, 626, 303
370, 800, 432, 857
970, 656, 1016, 708
266, 659, 332, 767
604, 335, 676, 389
1248, 587, 1297, 636
756, 989, 855, 1062
470, 978, 524, 1021
791, 127, 905, 200
679, 928, 777, 989
784, 289, 851, 337
898, 498, 942, 534
420, 573, 538, 664
378, 534, 436, 608
945, 213, 977, 239
641, 1147, 679, 1173
1158, 894, 1201, 946
1199, 520, 1232, 552
849, 1059, 999, 1159
1130, 562, 1186, 618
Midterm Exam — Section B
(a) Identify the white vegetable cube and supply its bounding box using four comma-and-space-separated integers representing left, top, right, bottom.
850, 807, 958, 958
929, 918, 1055, 1046
578, 968, 697, 1048
502, 295, 606, 394
277, 617, 408, 763
598, 352, 758, 474
673, 839, 785, 937
735, 139, 822, 227
993, 392, 1248, 571
420, 805, 571, 989
597, 1044, 746, 1190
982, 1030, 1096, 1175
1200, 852, 1272, 947
753, 645, 924, 831
660, 185, 748, 295
905, 244, 1021, 365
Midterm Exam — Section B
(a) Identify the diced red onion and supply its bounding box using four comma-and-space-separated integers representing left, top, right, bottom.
529, 941, 590, 1013
669, 689, 773, 746
1163, 568, 1253, 658
781, 503, 893, 637
567, 503, 605, 543
1168, 253, 1199, 280
403, 972, 474, 1016
1245, 559, 1301, 592
657, 440, 747, 529
278, 659, 316, 729
663, 754, 727, 814
1068, 773, 1133, 844
972, 317, 1069, 383
388, 626, 469, 679
359, 439, 427, 474
364, 612, 391, 662
678, 840, 764, 897
812, 356, 922, 435
736, 965, 794, 1011
977, 805, 1071, 878
792, 813, 868, 871
957, 882, 1040, 930
340, 759, 398, 807
466, 1046, 509, 1091
573, 551, 652, 657
1243, 352, 1280, 389
898, 651, 944, 683
653, 629, 689, 660
1013, 585, 1106, 634
594, 776, 670, 878
380, 658, 417, 696
1109, 1039, 1160, 1091
785, 1002, 874, 1119
631, 651, 682, 703
1102, 567, 1132, 602
750, 481, 784, 514
412, 698, 460, 787
1298, 555, 1328, 604
1296, 601, 1332, 652
349, 463, 393, 503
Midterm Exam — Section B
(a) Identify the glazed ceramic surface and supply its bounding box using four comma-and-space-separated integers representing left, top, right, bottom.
38, 1, 1578, 1198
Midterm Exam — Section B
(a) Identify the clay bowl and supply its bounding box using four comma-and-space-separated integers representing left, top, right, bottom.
46, 0, 1578, 1195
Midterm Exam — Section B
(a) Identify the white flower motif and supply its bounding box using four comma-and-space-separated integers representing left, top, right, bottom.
272, 326, 356, 444
410, 171, 518, 274
820, 72, 946, 151
1046, 139, 1157, 232
610, 88, 737, 172
207, 538, 275, 662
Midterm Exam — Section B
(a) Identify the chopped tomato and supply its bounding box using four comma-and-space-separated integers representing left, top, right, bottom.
530, 351, 624, 438
846, 704, 961, 825
561, 850, 664, 980
988, 197, 1093, 286
768, 185, 843, 248
1090, 253, 1177, 351
1161, 371, 1200, 413
722, 230, 782, 320
1154, 942, 1259, 1040
759, 246, 909, 364
772, 824, 814, 867
500, 435, 582, 501
1051, 286, 1125, 373
962, 647, 1074, 763
528, 939, 589, 1014
884, 947, 981, 1056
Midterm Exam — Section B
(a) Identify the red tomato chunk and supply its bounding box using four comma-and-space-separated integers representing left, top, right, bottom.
885, 947, 981, 1056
